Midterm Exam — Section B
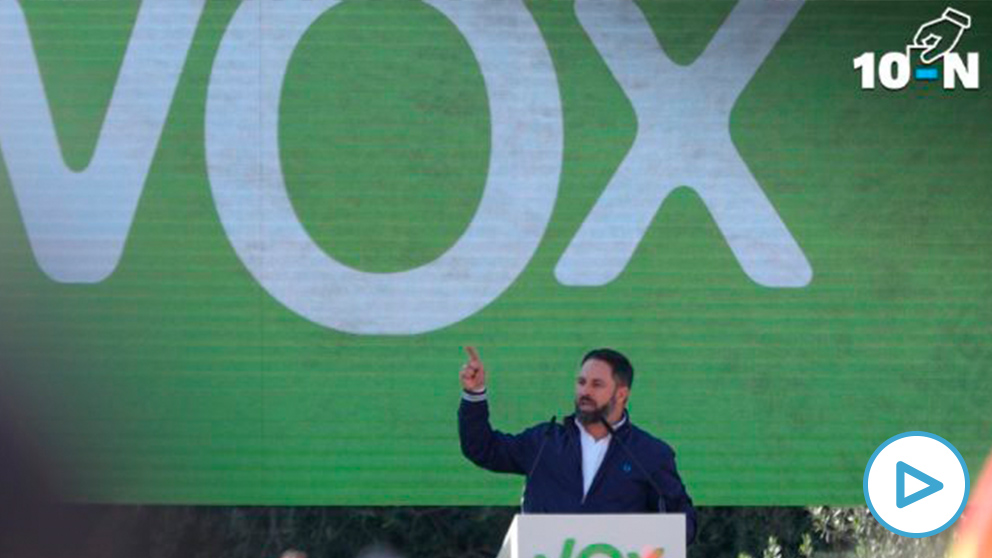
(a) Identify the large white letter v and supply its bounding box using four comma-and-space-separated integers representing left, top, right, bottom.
0, 0, 204, 282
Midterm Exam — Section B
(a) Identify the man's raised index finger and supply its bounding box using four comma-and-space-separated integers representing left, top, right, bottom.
464, 346, 481, 364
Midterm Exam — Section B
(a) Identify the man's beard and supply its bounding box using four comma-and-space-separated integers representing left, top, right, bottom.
575, 391, 617, 425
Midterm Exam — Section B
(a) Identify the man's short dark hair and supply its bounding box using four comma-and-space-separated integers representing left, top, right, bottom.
581, 348, 634, 389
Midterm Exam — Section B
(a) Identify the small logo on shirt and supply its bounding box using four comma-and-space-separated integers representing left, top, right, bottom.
622, 462, 632, 473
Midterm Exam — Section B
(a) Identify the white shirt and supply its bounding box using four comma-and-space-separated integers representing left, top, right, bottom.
576, 414, 628, 498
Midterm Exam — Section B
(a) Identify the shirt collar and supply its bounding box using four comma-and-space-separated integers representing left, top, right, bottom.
574, 411, 628, 437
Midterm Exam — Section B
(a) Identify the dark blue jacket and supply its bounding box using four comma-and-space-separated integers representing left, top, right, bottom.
458, 395, 696, 544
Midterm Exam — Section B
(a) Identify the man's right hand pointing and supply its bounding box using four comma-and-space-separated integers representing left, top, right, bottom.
460, 346, 486, 393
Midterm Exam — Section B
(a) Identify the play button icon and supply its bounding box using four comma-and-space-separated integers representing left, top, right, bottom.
865, 432, 970, 538
896, 461, 943, 508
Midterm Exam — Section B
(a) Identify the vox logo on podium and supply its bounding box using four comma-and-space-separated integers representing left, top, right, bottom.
536, 538, 664, 558
864, 432, 970, 538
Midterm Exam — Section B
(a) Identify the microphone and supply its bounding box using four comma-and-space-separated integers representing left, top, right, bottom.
527, 416, 557, 479
599, 415, 667, 510
523, 415, 556, 514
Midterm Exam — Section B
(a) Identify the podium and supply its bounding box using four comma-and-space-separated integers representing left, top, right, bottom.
495, 514, 686, 558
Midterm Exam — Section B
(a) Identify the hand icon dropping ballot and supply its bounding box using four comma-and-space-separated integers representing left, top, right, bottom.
913, 7, 972, 64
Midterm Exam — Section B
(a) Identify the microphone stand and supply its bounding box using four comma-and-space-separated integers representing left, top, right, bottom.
522, 415, 556, 514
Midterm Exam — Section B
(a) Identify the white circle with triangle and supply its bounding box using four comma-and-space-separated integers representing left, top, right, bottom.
864, 431, 970, 538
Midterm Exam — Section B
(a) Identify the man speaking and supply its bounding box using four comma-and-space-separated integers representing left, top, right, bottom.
458, 347, 697, 544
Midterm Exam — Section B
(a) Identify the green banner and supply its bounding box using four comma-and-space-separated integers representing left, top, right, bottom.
0, 0, 989, 505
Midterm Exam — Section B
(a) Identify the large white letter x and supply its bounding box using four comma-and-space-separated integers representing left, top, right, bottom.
556, 0, 812, 287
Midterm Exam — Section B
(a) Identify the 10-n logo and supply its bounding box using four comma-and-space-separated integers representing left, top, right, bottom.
853, 7, 980, 90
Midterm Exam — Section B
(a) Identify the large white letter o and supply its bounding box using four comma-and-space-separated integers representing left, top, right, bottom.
206, 0, 561, 334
